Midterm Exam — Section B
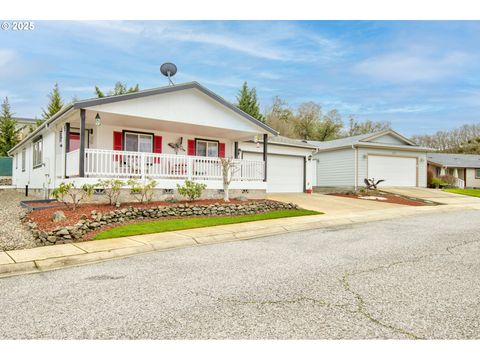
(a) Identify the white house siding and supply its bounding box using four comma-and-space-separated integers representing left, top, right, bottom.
240, 142, 314, 192
314, 148, 355, 187
12, 131, 57, 190
465, 168, 480, 188
357, 147, 427, 187
87, 88, 261, 134
369, 134, 409, 145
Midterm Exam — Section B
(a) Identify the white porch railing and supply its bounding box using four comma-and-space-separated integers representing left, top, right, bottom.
454, 177, 465, 189
80, 149, 264, 181
66, 149, 80, 177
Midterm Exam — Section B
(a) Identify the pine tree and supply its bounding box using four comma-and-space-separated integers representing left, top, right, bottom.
95, 82, 140, 98
236, 81, 264, 122
0, 97, 19, 156
41, 83, 64, 123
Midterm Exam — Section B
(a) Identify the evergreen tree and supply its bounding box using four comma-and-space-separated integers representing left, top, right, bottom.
236, 81, 264, 122
95, 82, 140, 98
0, 97, 19, 156
41, 83, 64, 123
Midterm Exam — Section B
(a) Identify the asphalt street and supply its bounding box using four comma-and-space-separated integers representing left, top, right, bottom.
1, 210, 479, 339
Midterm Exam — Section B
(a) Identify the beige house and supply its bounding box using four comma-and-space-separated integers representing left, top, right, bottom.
427, 153, 480, 189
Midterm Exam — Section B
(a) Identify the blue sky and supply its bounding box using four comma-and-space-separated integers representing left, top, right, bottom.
1, 20, 480, 136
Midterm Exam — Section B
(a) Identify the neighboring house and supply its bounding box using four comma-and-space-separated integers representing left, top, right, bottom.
309, 130, 430, 189
14, 117, 37, 140
427, 153, 480, 189
8, 82, 318, 197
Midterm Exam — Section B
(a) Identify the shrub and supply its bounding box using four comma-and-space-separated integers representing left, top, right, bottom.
176, 180, 207, 201
439, 174, 456, 188
96, 179, 125, 205
52, 182, 95, 210
127, 178, 157, 203
430, 177, 450, 189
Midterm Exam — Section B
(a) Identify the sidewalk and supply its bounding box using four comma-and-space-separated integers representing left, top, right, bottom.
2, 202, 480, 278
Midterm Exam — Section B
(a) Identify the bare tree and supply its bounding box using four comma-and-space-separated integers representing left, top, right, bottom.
220, 158, 240, 202
264, 96, 296, 137
345, 116, 391, 136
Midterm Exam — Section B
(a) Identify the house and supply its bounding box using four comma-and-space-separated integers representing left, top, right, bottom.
14, 117, 37, 140
8, 82, 317, 198
309, 129, 430, 189
427, 153, 480, 189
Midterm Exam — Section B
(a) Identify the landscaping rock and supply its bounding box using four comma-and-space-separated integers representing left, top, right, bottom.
52, 210, 67, 223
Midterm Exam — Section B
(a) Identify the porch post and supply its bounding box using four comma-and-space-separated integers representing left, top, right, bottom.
234, 142, 239, 159
263, 134, 268, 182
64, 122, 70, 178
79, 109, 86, 177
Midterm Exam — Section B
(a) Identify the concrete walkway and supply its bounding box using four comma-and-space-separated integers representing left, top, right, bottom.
267, 192, 406, 214
2, 198, 480, 278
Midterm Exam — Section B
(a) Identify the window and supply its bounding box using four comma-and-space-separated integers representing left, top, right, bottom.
21, 148, 26, 172
15, 154, 18, 169
124, 132, 153, 153
475, 169, 480, 179
32, 138, 43, 168
195, 140, 218, 157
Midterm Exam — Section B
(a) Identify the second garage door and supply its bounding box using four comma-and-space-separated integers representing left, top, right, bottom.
243, 152, 305, 192
367, 155, 417, 187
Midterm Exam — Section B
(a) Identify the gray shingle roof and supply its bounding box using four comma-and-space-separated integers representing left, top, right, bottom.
269, 136, 317, 149
427, 152, 480, 168
308, 131, 387, 149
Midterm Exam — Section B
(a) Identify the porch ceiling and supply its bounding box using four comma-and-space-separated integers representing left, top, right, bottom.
72, 110, 261, 141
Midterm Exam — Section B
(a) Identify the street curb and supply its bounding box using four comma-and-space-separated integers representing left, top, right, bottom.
1, 203, 479, 279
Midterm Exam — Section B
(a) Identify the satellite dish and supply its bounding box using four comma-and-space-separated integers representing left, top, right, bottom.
160, 62, 177, 85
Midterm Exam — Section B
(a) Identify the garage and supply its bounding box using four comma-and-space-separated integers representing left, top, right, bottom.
243, 152, 305, 193
367, 155, 417, 187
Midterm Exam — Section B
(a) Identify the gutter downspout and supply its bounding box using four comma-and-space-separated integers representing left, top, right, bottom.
353, 144, 358, 191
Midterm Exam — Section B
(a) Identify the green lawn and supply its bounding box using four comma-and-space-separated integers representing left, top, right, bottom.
93, 209, 322, 240
443, 188, 480, 198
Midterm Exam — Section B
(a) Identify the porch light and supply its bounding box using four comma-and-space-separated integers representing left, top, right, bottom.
95, 113, 101, 126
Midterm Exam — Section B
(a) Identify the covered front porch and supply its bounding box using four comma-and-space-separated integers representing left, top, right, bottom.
57, 106, 270, 191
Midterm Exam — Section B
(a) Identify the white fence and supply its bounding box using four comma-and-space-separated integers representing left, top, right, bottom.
66, 149, 79, 177
75, 149, 264, 181
454, 177, 465, 189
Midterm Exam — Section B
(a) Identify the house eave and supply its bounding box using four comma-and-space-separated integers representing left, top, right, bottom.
314, 142, 430, 153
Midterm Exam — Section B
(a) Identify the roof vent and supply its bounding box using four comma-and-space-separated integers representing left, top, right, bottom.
160, 62, 177, 85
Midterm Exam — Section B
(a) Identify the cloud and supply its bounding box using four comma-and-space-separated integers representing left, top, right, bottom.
353, 51, 471, 83
77, 21, 343, 63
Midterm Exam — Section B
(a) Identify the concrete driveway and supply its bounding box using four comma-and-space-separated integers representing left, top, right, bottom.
267, 192, 406, 214
383, 187, 480, 205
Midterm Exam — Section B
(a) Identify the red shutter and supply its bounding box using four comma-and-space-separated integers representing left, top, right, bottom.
113, 131, 123, 161
187, 139, 195, 156
153, 135, 162, 163
219, 143, 225, 158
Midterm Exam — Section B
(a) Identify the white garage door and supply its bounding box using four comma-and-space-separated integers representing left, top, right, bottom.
243, 152, 304, 192
368, 155, 417, 187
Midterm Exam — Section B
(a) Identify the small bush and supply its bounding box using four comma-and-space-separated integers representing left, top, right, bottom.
427, 168, 434, 187
430, 177, 447, 188
96, 179, 125, 205
176, 180, 207, 201
52, 182, 95, 210
127, 178, 157, 203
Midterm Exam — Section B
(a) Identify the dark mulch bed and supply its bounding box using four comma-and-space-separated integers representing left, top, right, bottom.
26, 199, 266, 232
330, 193, 431, 206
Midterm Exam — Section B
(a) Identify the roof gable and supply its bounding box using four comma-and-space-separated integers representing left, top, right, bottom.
361, 130, 416, 146
74, 82, 277, 135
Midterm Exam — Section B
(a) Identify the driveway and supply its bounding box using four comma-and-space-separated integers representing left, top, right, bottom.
383, 187, 480, 205
267, 192, 406, 214
1, 210, 479, 339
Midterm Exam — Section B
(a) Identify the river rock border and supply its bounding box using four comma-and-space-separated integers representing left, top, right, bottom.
26, 200, 299, 246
